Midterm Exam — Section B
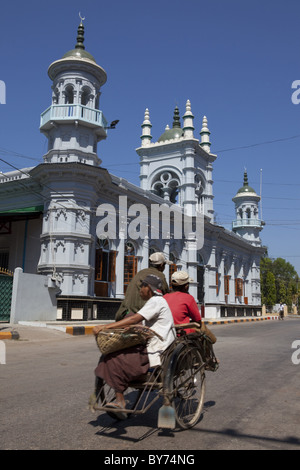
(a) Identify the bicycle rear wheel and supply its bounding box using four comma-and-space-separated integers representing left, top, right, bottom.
166, 346, 206, 429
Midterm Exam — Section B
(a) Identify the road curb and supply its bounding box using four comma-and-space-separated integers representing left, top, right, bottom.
64, 315, 280, 336
65, 325, 95, 336
0, 330, 20, 340
205, 316, 279, 325
1, 315, 285, 338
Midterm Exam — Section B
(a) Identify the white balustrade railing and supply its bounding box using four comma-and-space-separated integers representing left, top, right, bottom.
232, 218, 262, 228
40, 104, 107, 129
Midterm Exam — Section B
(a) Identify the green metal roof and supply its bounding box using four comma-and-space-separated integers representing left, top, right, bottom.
158, 106, 184, 142
62, 21, 96, 62
236, 171, 257, 194
0, 205, 44, 215
62, 48, 96, 62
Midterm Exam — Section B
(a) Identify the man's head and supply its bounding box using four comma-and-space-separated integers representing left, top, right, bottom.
149, 252, 172, 271
171, 271, 193, 292
140, 274, 163, 300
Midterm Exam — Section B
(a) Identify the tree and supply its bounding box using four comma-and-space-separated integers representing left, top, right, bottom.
278, 280, 287, 304
260, 257, 299, 311
262, 271, 276, 307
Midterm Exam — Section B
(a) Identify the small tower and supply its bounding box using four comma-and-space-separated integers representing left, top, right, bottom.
182, 99, 195, 139
200, 116, 211, 153
37, 19, 111, 298
40, 18, 107, 166
137, 101, 217, 302
137, 102, 216, 221
140, 108, 152, 147
232, 171, 264, 246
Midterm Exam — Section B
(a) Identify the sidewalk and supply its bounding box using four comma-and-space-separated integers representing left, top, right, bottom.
0, 314, 286, 339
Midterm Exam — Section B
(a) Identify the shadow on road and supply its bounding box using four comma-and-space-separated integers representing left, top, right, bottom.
88, 400, 216, 443
88, 399, 300, 449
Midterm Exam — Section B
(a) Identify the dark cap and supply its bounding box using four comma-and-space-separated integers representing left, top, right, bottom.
140, 274, 163, 296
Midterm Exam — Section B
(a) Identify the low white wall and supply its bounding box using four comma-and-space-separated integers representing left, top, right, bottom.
10, 268, 59, 323
204, 305, 221, 319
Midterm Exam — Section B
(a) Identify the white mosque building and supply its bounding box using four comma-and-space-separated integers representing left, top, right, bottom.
0, 20, 265, 322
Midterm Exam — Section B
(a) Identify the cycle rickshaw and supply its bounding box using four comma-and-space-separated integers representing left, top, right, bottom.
89, 322, 218, 430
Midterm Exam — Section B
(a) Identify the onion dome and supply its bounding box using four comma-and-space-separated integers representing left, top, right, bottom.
158, 106, 184, 142
48, 18, 107, 86
62, 20, 96, 62
233, 171, 260, 201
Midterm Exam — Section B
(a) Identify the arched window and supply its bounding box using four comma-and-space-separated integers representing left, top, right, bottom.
52, 87, 59, 104
149, 246, 159, 257
151, 171, 180, 203
124, 241, 137, 292
197, 253, 205, 304
195, 174, 205, 214
235, 278, 244, 297
81, 87, 91, 106
224, 274, 230, 300
169, 252, 177, 285
94, 238, 116, 297
64, 85, 74, 104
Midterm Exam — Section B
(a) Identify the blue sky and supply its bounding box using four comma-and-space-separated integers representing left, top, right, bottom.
0, 0, 300, 275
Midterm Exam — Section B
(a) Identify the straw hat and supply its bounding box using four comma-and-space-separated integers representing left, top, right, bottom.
149, 252, 172, 265
171, 271, 193, 285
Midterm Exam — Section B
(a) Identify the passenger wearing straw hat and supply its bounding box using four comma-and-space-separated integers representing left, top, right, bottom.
164, 271, 201, 334
164, 270, 218, 370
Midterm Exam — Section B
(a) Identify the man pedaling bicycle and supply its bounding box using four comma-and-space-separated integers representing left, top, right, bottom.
93, 274, 176, 419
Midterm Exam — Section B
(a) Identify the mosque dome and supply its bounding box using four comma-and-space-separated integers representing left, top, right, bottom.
233, 171, 260, 201
62, 21, 96, 62
237, 172, 257, 194
62, 47, 96, 62
48, 19, 107, 85
158, 106, 184, 142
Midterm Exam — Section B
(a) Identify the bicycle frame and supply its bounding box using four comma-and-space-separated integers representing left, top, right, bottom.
89, 323, 217, 428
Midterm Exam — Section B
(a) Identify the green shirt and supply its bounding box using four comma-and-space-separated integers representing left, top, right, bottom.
115, 267, 169, 321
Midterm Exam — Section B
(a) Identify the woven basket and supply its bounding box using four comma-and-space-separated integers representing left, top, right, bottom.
96, 326, 163, 356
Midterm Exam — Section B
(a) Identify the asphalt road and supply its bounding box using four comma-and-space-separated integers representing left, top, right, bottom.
0, 318, 299, 452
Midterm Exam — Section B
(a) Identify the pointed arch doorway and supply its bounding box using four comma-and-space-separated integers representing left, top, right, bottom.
197, 253, 204, 304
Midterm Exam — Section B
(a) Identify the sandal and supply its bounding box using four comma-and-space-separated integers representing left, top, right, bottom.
105, 402, 128, 420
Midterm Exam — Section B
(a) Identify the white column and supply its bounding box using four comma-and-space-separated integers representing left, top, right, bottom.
185, 236, 198, 301
228, 257, 235, 304
163, 239, 170, 284
244, 265, 251, 304
140, 108, 152, 147
219, 253, 225, 303
200, 116, 211, 153
140, 235, 149, 270
115, 231, 125, 299
182, 99, 194, 139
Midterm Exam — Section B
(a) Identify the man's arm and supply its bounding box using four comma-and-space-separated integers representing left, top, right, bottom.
187, 296, 202, 323
93, 313, 144, 336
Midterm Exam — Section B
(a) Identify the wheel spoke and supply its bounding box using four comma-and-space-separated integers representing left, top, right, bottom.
169, 348, 206, 429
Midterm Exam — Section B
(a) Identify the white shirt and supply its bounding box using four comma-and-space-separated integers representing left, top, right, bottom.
138, 295, 176, 367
